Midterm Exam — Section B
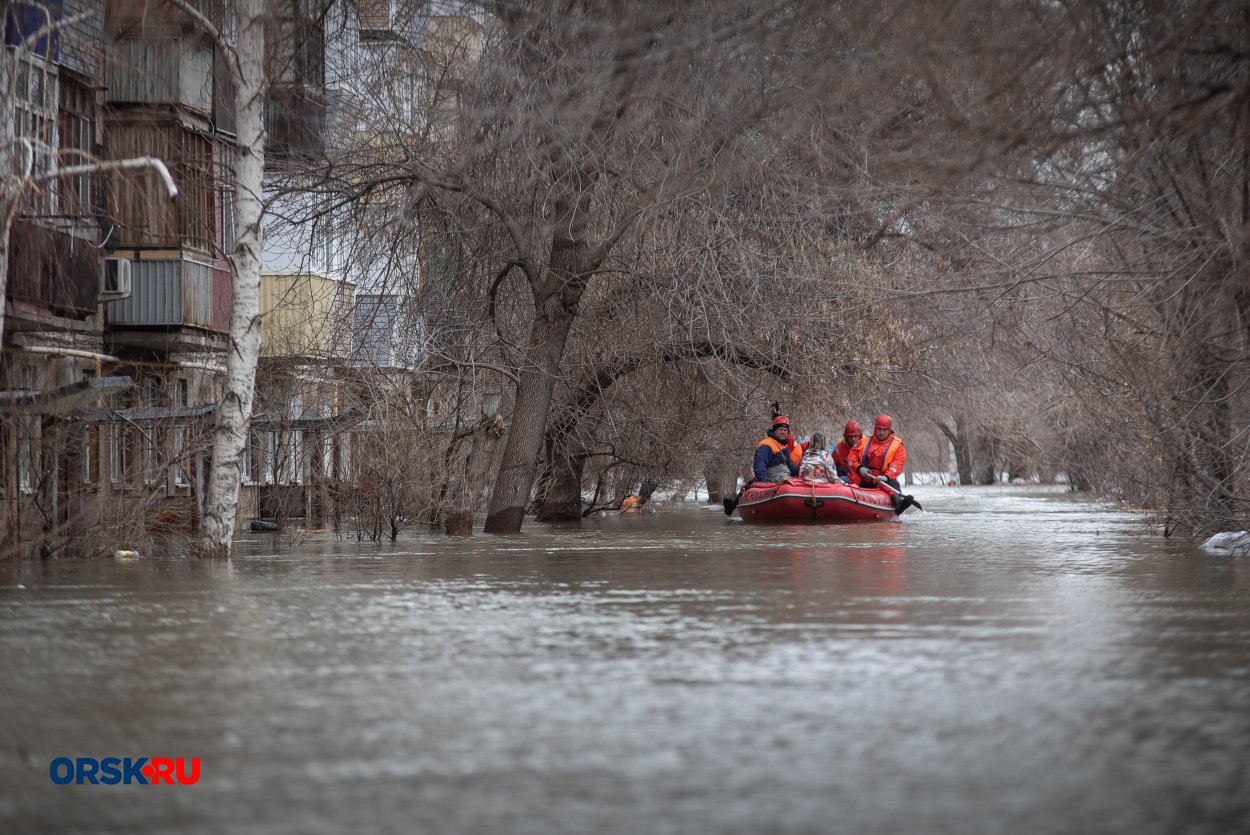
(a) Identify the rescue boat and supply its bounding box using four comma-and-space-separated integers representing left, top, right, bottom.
734, 478, 900, 523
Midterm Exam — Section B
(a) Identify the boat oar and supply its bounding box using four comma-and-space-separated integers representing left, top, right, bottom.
858, 468, 923, 515
723, 484, 747, 515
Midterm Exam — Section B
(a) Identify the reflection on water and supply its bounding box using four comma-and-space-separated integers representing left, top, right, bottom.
1, 486, 1248, 835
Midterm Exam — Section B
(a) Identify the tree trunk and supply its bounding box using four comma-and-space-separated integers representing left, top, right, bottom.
1191, 342, 1236, 530
976, 432, 998, 485
198, 0, 265, 557
0, 29, 14, 358
703, 464, 739, 504
936, 416, 974, 486
535, 450, 584, 522
483, 235, 589, 534
483, 294, 578, 532
0, 209, 12, 366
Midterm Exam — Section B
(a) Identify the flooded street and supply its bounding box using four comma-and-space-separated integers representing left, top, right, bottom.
2, 485, 1249, 834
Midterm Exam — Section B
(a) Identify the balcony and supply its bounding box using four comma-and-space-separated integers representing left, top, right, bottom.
265, 85, 326, 160
106, 36, 214, 114
6, 221, 100, 318
106, 258, 230, 332
260, 274, 354, 360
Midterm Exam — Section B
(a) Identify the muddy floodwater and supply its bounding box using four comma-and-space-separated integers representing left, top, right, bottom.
2, 485, 1249, 834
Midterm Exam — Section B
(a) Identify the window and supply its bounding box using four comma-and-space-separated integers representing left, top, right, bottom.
241, 431, 254, 485
57, 73, 95, 219
274, 431, 292, 485
175, 379, 189, 408
270, 7, 325, 83
143, 423, 157, 485
217, 145, 235, 256
18, 416, 38, 493
179, 132, 214, 252
358, 0, 394, 34
14, 52, 59, 216
265, 431, 278, 484
81, 427, 100, 484
110, 425, 126, 483
336, 432, 352, 480
174, 427, 189, 486
289, 431, 302, 484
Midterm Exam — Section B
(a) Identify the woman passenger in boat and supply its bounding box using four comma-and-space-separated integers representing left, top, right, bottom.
753, 415, 801, 484
799, 433, 837, 482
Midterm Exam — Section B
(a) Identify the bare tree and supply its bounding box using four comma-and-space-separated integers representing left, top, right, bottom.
162, 0, 269, 556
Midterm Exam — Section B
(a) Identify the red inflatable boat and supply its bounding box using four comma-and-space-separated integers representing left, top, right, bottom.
735, 478, 901, 523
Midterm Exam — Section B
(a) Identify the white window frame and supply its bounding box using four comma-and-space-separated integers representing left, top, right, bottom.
17, 415, 37, 493
58, 72, 95, 218
241, 433, 254, 485
81, 427, 93, 484
143, 422, 156, 485
110, 424, 125, 483
289, 430, 302, 484
338, 432, 353, 480
265, 431, 278, 485
173, 427, 189, 486
13, 50, 59, 216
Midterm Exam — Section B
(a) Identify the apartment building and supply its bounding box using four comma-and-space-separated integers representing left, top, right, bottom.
2, 0, 128, 548
2, 0, 483, 547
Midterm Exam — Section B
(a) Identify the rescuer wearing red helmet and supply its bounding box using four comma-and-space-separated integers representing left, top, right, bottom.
753, 415, 801, 484
832, 419, 867, 480
853, 413, 907, 491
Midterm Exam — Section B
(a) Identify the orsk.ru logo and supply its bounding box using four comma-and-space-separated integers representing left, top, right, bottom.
49, 757, 201, 785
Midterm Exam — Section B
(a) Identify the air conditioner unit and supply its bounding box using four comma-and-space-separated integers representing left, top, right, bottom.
101, 258, 132, 300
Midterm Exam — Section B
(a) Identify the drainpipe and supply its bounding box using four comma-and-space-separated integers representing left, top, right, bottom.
11, 346, 119, 376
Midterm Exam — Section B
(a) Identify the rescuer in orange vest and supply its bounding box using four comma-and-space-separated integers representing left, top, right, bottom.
753, 415, 801, 483
832, 420, 868, 480
852, 414, 907, 491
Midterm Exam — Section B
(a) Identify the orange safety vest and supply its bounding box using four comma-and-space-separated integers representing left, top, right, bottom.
758, 437, 785, 454
757, 437, 799, 459
858, 434, 906, 479
833, 436, 867, 470
756, 436, 800, 470
790, 440, 807, 466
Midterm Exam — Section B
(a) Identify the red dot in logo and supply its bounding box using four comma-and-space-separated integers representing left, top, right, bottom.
142, 765, 155, 779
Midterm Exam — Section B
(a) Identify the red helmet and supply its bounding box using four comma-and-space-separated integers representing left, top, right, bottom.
874, 414, 893, 431
771, 415, 790, 429
844, 420, 862, 438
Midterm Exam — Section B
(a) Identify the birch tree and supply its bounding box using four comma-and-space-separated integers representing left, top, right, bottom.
0, 1, 18, 358
167, 0, 267, 556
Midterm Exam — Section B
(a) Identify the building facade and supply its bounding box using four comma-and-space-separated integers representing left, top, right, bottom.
2, 0, 482, 551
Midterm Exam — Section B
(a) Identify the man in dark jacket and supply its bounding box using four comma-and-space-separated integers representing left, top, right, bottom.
753, 415, 800, 483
